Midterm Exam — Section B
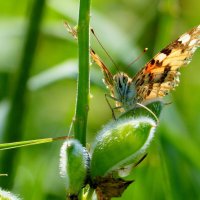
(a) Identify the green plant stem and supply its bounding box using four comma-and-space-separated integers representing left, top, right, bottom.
73, 0, 91, 146
85, 188, 94, 200
0, 0, 46, 188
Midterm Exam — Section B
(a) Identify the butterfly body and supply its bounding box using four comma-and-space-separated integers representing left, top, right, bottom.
112, 73, 137, 110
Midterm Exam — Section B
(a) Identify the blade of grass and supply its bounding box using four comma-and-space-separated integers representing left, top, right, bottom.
0, 0, 46, 188
0, 136, 69, 151
73, 0, 91, 146
0, 174, 8, 176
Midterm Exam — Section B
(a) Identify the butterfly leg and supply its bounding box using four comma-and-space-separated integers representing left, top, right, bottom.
164, 101, 173, 106
105, 94, 117, 120
105, 93, 124, 120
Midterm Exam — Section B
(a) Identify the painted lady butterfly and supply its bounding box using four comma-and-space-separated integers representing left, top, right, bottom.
66, 23, 200, 113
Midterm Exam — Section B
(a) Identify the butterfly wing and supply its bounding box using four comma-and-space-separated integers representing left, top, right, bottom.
64, 22, 114, 92
133, 25, 200, 102
90, 49, 114, 91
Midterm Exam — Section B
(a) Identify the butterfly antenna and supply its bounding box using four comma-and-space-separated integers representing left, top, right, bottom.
128, 48, 148, 67
64, 21, 77, 39
91, 28, 121, 73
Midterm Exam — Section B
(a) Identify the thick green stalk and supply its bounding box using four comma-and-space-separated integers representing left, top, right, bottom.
74, 0, 91, 146
0, 0, 46, 188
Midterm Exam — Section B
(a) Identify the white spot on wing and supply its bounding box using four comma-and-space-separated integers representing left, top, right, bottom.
189, 39, 197, 46
178, 33, 191, 44
155, 53, 167, 62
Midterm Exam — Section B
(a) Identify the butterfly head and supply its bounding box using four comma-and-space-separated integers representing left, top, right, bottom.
113, 73, 137, 108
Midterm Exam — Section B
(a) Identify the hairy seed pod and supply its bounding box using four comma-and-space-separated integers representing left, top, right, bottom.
90, 117, 156, 178
59, 139, 90, 197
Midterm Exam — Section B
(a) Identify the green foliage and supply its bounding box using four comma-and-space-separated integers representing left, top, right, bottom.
0, 0, 200, 199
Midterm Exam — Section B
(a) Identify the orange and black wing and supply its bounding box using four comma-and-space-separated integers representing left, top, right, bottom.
133, 25, 200, 102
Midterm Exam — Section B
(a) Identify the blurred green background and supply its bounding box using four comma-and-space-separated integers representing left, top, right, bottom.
0, 0, 200, 199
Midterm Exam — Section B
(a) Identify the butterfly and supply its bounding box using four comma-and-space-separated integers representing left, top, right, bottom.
66, 23, 200, 115
90, 25, 200, 113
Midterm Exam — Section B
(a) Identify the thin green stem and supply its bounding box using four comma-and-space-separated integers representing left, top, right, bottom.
80, 187, 94, 200
0, 0, 46, 188
74, 0, 91, 146
85, 188, 94, 200
0, 135, 70, 150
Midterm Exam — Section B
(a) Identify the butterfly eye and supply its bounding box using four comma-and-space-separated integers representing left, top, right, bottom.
123, 76, 128, 83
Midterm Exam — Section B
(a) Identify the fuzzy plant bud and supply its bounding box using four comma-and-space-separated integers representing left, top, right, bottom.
90, 117, 157, 178
0, 187, 21, 200
59, 139, 90, 198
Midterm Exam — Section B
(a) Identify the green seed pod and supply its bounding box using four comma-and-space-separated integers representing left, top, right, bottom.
0, 187, 21, 200
59, 139, 90, 198
90, 117, 156, 178
119, 101, 163, 120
